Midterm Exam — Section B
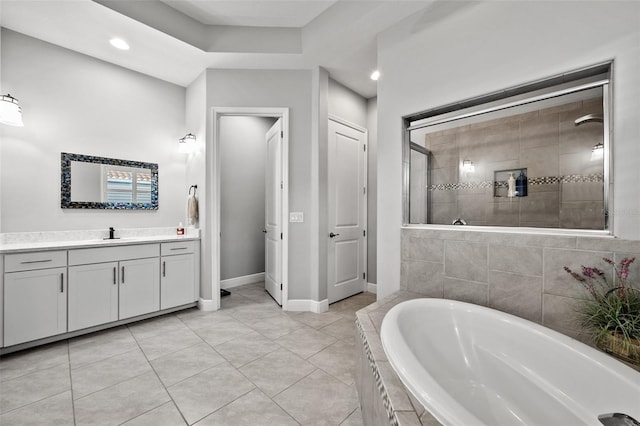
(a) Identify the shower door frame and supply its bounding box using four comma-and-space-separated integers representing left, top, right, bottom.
401, 61, 613, 233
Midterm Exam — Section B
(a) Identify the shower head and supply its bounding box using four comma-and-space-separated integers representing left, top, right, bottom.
574, 113, 603, 126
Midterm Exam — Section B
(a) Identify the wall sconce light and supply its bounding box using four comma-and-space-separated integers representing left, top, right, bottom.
178, 133, 196, 154
0, 94, 24, 127
462, 160, 475, 173
591, 142, 604, 161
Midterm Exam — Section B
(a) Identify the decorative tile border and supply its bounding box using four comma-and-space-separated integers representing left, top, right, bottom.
428, 173, 604, 191
356, 318, 399, 426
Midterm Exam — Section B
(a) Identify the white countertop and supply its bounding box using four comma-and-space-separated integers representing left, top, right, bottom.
0, 228, 200, 254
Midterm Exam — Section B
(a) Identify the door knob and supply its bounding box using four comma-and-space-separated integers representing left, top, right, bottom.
262, 229, 267, 233
329, 232, 340, 238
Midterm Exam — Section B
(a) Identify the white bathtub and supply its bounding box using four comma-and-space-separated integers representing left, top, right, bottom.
380, 299, 640, 426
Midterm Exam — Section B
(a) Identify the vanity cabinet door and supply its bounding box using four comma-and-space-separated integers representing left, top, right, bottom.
4, 267, 67, 346
119, 258, 160, 320
160, 254, 195, 309
68, 262, 119, 332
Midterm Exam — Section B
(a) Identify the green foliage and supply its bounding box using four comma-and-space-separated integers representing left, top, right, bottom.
564, 257, 640, 360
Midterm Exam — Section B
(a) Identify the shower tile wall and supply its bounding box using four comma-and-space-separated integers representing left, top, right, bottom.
400, 228, 640, 341
425, 98, 604, 229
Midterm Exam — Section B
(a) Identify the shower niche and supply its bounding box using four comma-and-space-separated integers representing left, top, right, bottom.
494, 168, 527, 198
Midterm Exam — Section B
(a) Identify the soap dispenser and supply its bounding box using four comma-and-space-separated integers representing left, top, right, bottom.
177, 222, 185, 235
516, 171, 528, 197
507, 173, 516, 198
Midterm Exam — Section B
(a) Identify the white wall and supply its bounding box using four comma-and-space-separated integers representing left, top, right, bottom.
0, 29, 187, 232
185, 71, 208, 298
219, 116, 275, 280
205, 69, 313, 300
328, 78, 368, 127
377, 1, 640, 299
366, 97, 377, 285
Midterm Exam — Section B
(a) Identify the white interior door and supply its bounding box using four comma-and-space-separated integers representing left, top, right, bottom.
328, 118, 367, 304
265, 118, 283, 305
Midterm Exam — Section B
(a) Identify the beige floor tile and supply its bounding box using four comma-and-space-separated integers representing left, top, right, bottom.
128, 314, 190, 340
0, 363, 71, 414
192, 319, 254, 346
239, 347, 315, 397
0, 390, 73, 426
290, 311, 344, 329
71, 348, 152, 398
320, 317, 357, 341
73, 371, 170, 426
195, 388, 298, 426
274, 369, 359, 425
137, 328, 203, 361
0, 291, 375, 425
340, 407, 365, 426
177, 309, 236, 330
151, 342, 226, 387
168, 362, 255, 424
240, 313, 305, 340
122, 401, 186, 426
225, 301, 284, 324
276, 328, 337, 359
0, 341, 68, 382
69, 327, 139, 369
308, 339, 356, 385
214, 331, 281, 368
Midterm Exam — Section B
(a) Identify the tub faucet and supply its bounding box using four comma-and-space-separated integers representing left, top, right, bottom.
599, 413, 640, 426
452, 218, 467, 225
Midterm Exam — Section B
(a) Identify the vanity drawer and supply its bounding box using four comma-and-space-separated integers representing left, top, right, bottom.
161, 241, 195, 256
69, 244, 160, 266
5, 250, 67, 273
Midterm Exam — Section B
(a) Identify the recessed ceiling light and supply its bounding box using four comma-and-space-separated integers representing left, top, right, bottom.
110, 38, 130, 50
370, 70, 380, 81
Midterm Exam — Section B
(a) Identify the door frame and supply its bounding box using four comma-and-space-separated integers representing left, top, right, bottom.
211, 107, 290, 310
327, 114, 368, 301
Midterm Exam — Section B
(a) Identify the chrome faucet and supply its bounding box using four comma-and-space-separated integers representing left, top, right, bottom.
452, 218, 467, 225
599, 413, 640, 426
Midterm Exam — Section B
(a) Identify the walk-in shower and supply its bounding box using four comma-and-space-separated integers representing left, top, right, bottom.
403, 63, 611, 231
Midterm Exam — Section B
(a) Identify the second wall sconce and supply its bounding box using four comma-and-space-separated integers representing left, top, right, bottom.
179, 133, 196, 154
0, 94, 24, 127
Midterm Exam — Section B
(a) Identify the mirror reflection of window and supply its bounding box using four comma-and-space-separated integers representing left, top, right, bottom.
104, 167, 152, 204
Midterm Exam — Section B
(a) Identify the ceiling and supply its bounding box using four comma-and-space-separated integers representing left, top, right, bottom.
0, 0, 432, 98
159, 0, 339, 27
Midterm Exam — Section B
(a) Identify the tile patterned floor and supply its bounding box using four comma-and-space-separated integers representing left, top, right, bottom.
0, 284, 376, 425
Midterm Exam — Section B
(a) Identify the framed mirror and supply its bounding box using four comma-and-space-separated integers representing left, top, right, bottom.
61, 152, 158, 209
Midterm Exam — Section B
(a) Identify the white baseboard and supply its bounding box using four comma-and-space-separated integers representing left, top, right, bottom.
286, 299, 329, 313
198, 298, 217, 311
221, 272, 265, 289
367, 282, 377, 294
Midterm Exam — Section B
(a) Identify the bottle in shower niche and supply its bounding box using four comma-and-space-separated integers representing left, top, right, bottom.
516, 171, 528, 197
507, 173, 516, 197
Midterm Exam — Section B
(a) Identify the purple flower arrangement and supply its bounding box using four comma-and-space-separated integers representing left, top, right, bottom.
564, 257, 640, 363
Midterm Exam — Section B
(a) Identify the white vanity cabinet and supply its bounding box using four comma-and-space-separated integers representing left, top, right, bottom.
1, 235, 199, 353
68, 244, 160, 332
3, 251, 68, 347
161, 241, 196, 309
68, 262, 118, 331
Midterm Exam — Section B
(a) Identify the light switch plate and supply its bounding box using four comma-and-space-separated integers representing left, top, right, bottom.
289, 212, 304, 223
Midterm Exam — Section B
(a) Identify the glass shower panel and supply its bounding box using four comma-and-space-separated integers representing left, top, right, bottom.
409, 147, 429, 224
406, 84, 607, 230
